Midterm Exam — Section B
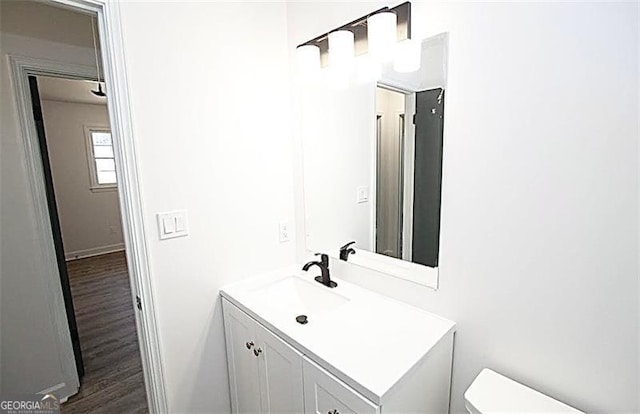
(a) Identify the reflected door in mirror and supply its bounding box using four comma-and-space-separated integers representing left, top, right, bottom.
412, 88, 444, 267
374, 87, 444, 267
375, 87, 406, 259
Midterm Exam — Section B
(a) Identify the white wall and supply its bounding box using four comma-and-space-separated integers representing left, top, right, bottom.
301, 79, 374, 252
117, 2, 296, 412
289, 2, 639, 413
40, 99, 124, 259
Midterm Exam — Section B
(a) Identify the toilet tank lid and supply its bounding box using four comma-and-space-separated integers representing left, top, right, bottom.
464, 369, 584, 414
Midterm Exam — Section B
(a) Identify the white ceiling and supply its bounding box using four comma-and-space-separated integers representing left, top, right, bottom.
0, 0, 97, 49
37, 76, 108, 106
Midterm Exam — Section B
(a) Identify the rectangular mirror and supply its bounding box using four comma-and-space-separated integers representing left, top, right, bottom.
299, 33, 448, 288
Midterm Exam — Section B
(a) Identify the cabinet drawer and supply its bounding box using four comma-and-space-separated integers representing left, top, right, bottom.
303, 358, 379, 414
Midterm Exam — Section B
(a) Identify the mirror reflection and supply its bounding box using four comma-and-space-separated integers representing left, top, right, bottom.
375, 84, 444, 266
301, 33, 447, 269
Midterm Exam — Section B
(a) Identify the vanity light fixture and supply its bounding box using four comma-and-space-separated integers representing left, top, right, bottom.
295, 2, 412, 73
296, 44, 321, 75
328, 30, 355, 71
367, 11, 398, 63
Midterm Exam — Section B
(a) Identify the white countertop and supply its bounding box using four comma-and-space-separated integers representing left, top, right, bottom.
220, 265, 456, 405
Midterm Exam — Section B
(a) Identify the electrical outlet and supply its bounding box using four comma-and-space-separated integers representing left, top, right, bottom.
279, 221, 290, 243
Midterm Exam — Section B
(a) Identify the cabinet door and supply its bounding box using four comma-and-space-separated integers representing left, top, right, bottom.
303, 358, 379, 414
255, 324, 304, 414
222, 300, 262, 414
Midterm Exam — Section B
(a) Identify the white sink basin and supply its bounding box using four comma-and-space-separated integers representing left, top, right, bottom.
220, 265, 456, 405
247, 276, 349, 316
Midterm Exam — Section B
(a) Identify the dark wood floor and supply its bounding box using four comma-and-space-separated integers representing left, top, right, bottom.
62, 252, 148, 414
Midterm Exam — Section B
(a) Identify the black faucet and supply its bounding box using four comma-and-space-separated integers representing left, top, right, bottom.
339, 241, 356, 261
302, 253, 337, 288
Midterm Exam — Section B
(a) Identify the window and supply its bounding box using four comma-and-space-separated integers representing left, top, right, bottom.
85, 126, 117, 190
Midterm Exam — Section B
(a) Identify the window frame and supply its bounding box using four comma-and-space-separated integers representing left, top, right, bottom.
84, 125, 117, 192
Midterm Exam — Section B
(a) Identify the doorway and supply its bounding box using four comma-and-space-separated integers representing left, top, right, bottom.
29, 74, 148, 412
375, 86, 407, 259
4, 0, 166, 412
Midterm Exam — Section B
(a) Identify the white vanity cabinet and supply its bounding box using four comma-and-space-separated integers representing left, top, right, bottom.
302, 357, 379, 414
223, 299, 304, 414
224, 299, 379, 414
221, 267, 456, 414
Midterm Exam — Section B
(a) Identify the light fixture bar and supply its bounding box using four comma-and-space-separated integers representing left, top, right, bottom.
297, 2, 411, 68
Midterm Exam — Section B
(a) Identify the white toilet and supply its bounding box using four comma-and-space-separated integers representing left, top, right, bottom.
464, 369, 584, 413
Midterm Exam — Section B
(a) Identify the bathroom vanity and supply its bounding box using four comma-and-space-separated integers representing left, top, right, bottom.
221, 14, 456, 413
220, 266, 455, 414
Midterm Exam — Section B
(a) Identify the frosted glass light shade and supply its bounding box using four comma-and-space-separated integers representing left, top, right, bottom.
367, 11, 397, 62
394, 39, 421, 73
328, 30, 355, 71
296, 44, 321, 75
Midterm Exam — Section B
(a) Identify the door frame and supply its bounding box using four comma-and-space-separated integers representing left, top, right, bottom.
7, 1, 168, 412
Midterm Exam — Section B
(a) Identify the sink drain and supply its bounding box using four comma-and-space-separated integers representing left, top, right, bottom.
295, 315, 308, 325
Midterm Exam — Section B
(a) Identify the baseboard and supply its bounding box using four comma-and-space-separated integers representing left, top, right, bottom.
65, 243, 125, 261
38, 382, 67, 395
38, 381, 76, 403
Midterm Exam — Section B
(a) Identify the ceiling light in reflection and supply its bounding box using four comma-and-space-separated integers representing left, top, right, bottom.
394, 38, 421, 73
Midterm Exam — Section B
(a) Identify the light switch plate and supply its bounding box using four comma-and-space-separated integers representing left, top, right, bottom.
157, 210, 189, 240
162, 216, 175, 234
175, 215, 187, 232
357, 186, 369, 203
